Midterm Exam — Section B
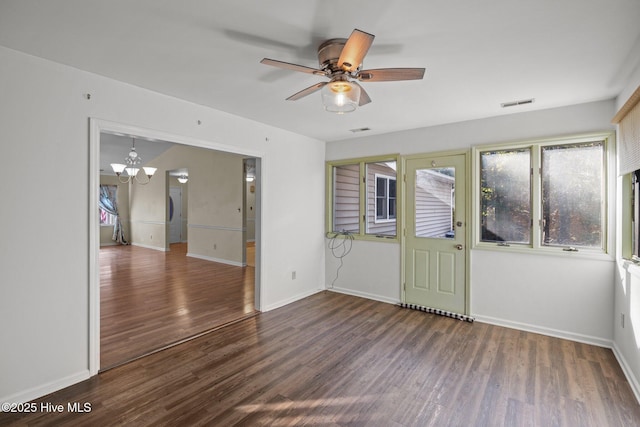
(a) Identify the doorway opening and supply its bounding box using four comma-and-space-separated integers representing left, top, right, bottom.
90, 119, 262, 373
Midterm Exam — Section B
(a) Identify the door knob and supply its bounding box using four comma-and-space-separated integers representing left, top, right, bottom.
455, 244, 463, 250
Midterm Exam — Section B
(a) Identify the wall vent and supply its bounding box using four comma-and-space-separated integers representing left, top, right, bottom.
501, 98, 535, 108
349, 127, 371, 133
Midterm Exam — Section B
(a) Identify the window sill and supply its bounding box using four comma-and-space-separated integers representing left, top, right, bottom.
326, 232, 399, 244
472, 243, 613, 262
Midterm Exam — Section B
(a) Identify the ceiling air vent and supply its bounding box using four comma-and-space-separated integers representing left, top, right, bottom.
501, 98, 535, 108
349, 127, 371, 133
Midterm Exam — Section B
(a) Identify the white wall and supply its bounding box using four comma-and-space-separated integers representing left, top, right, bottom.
0, 46, 326, 404
326, 100, 616, 346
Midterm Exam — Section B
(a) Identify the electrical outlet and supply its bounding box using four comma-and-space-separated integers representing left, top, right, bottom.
214, 243, 217, 250
621, 313, 625, 329
150, 235, 152, 240
291, 271, 296, 280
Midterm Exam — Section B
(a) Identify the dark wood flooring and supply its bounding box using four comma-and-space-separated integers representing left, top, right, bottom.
100, 243, 256, 370
2, 291, 639, 426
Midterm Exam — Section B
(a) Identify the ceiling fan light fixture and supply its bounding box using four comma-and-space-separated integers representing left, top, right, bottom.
322, 80, 360, 113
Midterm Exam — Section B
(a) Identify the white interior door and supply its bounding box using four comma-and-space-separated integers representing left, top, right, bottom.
169, 186, 182, 244
404, 154, 467, 314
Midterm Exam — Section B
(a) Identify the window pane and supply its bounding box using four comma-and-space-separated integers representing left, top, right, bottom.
376, 196, 386, 219
541, 142, 603, 248
376, 177, 386, 197
367, 161, 396, 236
333, 164, 360, 233
415, 167, 455, 239
480, 149, 531, 243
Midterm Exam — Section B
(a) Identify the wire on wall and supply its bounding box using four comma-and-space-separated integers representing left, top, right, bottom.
326, 230, 354, 289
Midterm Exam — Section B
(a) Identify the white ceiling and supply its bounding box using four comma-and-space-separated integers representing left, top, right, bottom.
1, 0, 639, 142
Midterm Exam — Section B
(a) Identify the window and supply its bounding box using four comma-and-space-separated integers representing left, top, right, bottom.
327, 156, 399, 240
475, 134, 610, 254
333, 163, 360, 234
540, 142, 604, 248
375, 174, 396, 222
99, 185, 118, 226
480, 149, 531, 244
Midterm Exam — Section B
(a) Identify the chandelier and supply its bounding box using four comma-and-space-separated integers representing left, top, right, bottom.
110, 138, 157, 185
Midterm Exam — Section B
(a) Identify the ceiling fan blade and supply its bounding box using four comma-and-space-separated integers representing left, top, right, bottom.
358, 68, 425, 82
260, 58, 327, 76
338, 29, 375, 72
286, 82, 328, 101
353, 82, 371, 106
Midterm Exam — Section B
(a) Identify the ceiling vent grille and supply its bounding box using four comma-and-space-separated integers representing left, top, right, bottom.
501, 98, 535, 108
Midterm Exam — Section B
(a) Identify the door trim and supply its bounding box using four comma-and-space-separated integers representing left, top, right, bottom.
401, 149, 471, 315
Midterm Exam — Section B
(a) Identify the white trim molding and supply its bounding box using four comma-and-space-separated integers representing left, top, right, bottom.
328, 286, 400, 306
612, 342, 640, 404
1, 370, 90, 406
188, 223, 244, 232
186, 252, 244, 267
474, 314, 613, 348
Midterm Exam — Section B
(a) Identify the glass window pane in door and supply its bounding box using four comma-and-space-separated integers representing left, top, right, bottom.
415, 167, 455, 238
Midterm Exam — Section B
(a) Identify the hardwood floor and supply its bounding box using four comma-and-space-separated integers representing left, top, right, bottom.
246, 241, 255, 268
2, 291, 639, 426
100, 243, 256, 370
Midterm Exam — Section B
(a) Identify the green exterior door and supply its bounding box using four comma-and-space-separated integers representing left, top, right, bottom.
404, 154, 467, 314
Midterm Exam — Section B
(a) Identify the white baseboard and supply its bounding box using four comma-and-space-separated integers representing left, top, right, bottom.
1, 370, 90, 407
186, 252, 244, 267
612, 343, 640, 405
131, 242, 168, 252
327, 286, 400, 306
262, 288, 324, 312
474, 314, 613, 348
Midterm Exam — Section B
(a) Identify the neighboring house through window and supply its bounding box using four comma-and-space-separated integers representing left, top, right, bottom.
327, 156, 399, 240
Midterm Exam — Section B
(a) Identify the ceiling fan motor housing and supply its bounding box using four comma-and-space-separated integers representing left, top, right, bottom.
318, 38, 349, 72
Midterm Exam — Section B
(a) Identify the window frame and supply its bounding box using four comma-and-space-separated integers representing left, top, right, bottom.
326, 154, 401, 242
374, 173, 397, 223
472, 132, 614, 259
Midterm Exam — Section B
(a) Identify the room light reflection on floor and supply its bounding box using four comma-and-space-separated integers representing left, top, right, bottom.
236, 394, 377, 413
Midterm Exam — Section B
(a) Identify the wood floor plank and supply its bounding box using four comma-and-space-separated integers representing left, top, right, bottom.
2, 291, 639, 426
100, 243, 256, 369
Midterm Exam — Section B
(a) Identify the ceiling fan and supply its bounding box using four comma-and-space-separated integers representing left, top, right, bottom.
260, 29, 425, 113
